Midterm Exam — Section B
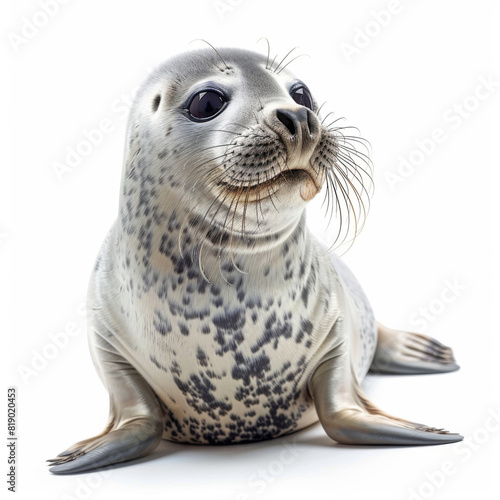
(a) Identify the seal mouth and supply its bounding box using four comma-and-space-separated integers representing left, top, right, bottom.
218, 166, 323, 201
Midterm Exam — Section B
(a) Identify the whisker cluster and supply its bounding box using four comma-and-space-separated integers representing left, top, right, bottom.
319, 118, 374, 254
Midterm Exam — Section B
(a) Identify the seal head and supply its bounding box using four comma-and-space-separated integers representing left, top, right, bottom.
120, 47, 354, 261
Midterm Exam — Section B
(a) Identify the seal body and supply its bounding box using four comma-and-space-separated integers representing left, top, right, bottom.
49, 47, 461, 474
93, 216, 375, 444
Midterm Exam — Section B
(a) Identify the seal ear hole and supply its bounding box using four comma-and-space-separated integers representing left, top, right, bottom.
152, 94, 162, 113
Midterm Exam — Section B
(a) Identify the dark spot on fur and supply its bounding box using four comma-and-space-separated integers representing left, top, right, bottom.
213, 307, 246, 330
301, 286, 309, 308
178, 321, 190, 336
153, 309, 172, 335
150, 355, 168, 372
196, 347, 208, 367
231, 352, 271, 386
173, 373, 232, 420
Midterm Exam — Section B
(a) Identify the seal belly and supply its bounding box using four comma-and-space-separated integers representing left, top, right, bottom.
155, 364, 320, 444
136, 317, 321, 444
140, 313, 327, 444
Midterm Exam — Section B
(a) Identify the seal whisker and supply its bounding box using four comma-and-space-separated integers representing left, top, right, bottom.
324, 115, 347, 128
197, 142, 242, 154
334, 133, 372, 150
215, 183, 243, 256
192, 39, 231, 71
204, 184, 235, 230
218, 258, 233, 286
329, 172, 354, 251
266, 165, 282, 213
276, 53, 309, 75
334, 151, 373, 205
177, 199, 205, 260
261, 168, 280, 213
332, 148, 371, 189
325, 174, 337, 229
186, 165, 239, 250
332, 159, 368, 233
227, 184, 250, 275
257, 37, 272, 70
273, 46, 299, 74
335, 140, 372, 168
203, 150, 255, 189
316, 102, 328, 118
329, 124, 369, 146
268, 53, 278, 72
224, 122, 253, 131
335, 147, 374, 180
334, 166, 366, 253
205, 129, 241, 136
255, 172, 266, 227
241, 185, 252, 236
320, 165, 332, 212
187, 143, 250, 191
324, 168, 345, 241
198, 240, 211, 283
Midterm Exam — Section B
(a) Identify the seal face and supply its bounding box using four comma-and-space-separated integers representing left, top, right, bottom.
49, 47, 462, 474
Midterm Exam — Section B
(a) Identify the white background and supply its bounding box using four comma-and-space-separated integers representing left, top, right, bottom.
3, 0, 499, 499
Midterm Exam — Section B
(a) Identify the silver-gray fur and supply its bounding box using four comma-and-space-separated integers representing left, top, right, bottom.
49, 47, 461, 474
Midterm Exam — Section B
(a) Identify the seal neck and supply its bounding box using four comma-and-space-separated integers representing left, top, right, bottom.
116, 204, 313, 288
189, 210, 313, 287
197, 211, 306, 256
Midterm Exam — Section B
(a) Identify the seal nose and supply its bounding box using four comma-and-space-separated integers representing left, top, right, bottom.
275, 107, 319, 141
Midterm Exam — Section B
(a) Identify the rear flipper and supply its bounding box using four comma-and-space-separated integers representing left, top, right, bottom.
309, 318, 463, 445
48, 330, 163, 474
370, 323, 459, 374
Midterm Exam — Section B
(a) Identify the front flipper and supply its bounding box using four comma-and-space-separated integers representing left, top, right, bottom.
48, 332, 163, 474
370, 323, 460, 374
309, 319, 463, 445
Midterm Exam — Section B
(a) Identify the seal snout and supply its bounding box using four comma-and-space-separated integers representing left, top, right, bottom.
266, 106, 321, 169
274, 107, 319, 144
276, 107, 318, 140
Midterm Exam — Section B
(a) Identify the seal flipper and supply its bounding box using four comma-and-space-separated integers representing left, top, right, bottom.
308, 318, 463, 445
370, 323, 460, 374
48, 332, 163, 474
310, 359, 462, 445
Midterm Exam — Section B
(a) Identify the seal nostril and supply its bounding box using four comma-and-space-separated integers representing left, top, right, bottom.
277, 110, 296, 136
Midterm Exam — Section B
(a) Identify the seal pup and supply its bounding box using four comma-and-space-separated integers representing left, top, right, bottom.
49, 46, 462, 474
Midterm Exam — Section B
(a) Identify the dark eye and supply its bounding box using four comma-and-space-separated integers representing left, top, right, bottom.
188, 90, 227, 121
291, 86, 314, 111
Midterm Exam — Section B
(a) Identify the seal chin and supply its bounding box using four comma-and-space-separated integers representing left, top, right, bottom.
276, 167, 323, 202
295, 169, 323, 201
